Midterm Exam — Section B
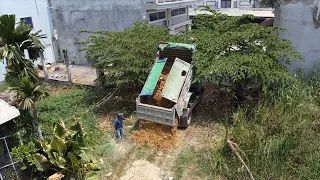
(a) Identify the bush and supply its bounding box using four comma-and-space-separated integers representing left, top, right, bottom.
191, 75, 320, 179
12, 120, 99, 179
11, 142, 38, 177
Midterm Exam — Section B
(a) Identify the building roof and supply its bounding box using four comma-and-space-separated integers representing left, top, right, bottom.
189, 8, 274, 18
0, 99, 20, 125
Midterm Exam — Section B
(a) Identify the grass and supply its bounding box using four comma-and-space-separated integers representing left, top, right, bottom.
0, 82, 8, 92
36, 84, 138, 179
173, 72, 320, 179
174, 147, 196, 180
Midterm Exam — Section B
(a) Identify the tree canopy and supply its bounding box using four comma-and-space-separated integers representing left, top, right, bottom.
190, 7, 303, 88
83, 9, 302, 92
82, 22, 187, 87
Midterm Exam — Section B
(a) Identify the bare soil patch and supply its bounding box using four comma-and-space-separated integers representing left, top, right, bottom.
119, 160, 162, 180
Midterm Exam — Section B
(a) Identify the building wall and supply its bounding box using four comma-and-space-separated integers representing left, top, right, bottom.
274, 1, 320, 74
51, 0, 146, 65
171, 13, 189, 25
0, 0, 56, 64
0, 60, 5, 82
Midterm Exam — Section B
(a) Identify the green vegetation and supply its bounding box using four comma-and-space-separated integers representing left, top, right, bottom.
82, 22, 186, 87
37, 87, 110, 144
174, 147, 196, 180
174, 72, 320, 179
0, 14, 46, 82
190, 7, 302, 106
0, 82, 8, 91
9, 77, 49, 139
13, 120, 99, 179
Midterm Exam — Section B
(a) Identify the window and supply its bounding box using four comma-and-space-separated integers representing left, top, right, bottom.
171, 8, 186, 17
171, 9, 179, 17
20, 17, 34, 28
149, 11, 166, 22
158, 11, 166, 19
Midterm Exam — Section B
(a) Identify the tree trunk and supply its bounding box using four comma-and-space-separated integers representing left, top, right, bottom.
31, 103, 44, 140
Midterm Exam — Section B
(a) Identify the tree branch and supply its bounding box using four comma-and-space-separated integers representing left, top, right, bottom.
227, 139, 255, 180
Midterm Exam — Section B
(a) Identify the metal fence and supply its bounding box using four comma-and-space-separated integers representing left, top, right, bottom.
0, 136, 19, 180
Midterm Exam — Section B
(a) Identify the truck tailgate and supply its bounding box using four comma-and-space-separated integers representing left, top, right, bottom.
136, 98, 176, 126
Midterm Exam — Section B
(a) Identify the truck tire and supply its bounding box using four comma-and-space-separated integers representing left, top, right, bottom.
179, 111, 192, 128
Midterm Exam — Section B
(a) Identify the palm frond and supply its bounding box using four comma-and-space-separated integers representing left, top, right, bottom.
9, 76, 49, 110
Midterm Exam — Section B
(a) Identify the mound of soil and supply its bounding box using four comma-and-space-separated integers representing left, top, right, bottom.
120, 160, 162, 180
132, 120, 179, 150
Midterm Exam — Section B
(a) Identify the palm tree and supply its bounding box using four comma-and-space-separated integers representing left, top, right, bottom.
0, 14, 46, 82
9, 76, 49, 140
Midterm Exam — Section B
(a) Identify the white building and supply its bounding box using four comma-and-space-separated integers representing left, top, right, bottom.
51, 0, 202, 65
200, 0, 263, 8
0, 0, 57, 82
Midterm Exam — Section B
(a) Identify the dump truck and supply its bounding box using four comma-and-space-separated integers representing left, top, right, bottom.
136, 42, 203, 128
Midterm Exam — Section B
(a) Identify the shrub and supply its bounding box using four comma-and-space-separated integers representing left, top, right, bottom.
12, 120, 99, 179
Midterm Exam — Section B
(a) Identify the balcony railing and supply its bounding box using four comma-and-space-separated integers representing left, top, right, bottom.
145, 0, 201, 4
145, 0, 202, 9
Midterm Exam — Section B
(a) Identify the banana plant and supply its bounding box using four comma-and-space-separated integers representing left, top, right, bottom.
33, 120, 99, 179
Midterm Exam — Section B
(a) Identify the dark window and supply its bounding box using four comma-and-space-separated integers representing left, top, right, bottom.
149, 11, 166, 22
149, 13, 158, 21
171, 8, 186, 17
171, 9, 179, 16
20, 17, 34, 28
158, 11, 166, 20
179, 8, 186, 14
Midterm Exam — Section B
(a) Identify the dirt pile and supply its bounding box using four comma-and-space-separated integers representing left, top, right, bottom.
141, 62, 175, 108
132, 120, 179, 150
119, 160, 162, 180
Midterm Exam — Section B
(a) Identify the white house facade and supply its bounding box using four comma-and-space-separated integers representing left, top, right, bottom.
0, 0, 57, 82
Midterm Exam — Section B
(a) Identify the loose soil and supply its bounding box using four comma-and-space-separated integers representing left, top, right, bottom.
132, 120, 179, 150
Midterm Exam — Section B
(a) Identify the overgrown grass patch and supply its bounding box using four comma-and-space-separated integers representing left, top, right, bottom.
173, 147, 197, 180
174, 73, 320, 179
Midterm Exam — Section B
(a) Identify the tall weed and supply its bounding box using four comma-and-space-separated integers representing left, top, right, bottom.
199, 74, 320, 179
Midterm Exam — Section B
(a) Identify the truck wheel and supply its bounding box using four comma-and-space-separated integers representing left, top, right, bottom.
187, 111, 192, 126
179, 111, 192, 128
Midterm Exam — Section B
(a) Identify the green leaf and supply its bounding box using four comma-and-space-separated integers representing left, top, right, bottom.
70, 121, 83, 132
39, 140, 51, 152
66, 140, 81, 151
51, 152, 67, 169
33, 153, 49, 171
50, 139, 67, 155
54, 120, 69, 138
85, 163, 100, 171
68, 152, 80, 166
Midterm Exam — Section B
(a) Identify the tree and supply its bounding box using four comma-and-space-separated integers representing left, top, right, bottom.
190, 7, 303, 107
82, 21, 185, 87
9, 76, 49, 140
0, 14, 46, 82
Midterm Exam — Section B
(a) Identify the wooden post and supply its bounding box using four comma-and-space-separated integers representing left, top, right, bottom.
227, 139, 255, 180
62, 49, 72, 82
40, 51, 48, 79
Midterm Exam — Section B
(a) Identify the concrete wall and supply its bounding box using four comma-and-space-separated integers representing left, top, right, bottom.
274, 1, 320, 74
0, 0, 56, 64
171, 13, 189, 25
0, 61, 5, 82
51, 0, 146, 65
